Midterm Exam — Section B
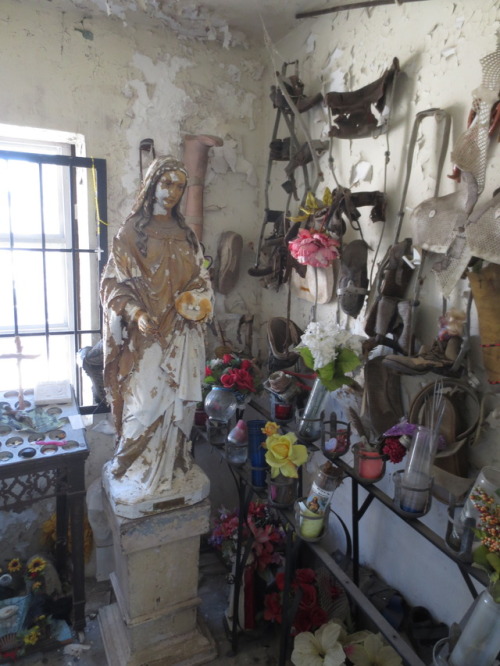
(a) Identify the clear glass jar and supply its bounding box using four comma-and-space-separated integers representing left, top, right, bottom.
305, 461, 343, 515
449, 585, 500, 666
204, 386, 238, 422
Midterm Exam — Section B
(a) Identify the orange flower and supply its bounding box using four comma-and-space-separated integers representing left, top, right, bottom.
261, 421, 280, 437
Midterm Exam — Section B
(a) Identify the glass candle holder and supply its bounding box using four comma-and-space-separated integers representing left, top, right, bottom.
445, 504, 475, 560
353, 444, 386, 482
206, 418, 230, 448
295, 497, 330, 542
393, 469, 433, 517
321, 413, 351, 461
270, 394, 294, 423
268, 473, 298, 508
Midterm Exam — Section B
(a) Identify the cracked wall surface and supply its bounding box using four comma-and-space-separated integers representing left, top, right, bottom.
261, 0, 500, 626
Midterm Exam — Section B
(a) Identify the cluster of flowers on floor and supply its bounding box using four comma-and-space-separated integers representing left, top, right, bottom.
209, 501, 403, 665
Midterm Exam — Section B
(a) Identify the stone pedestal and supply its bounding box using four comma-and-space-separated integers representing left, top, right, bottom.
99, 490, 216, 666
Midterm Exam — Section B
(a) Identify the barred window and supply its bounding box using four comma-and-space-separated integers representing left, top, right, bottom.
0, 128, 107, 411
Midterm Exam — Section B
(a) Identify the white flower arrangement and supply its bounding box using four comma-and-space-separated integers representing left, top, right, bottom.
296, 321, 364, 391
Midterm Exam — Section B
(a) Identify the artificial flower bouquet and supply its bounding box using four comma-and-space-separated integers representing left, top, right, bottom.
288, 191, 341, 269
208, 501, 286, 572
261, 421, 308, 479
203, 353, 260, 401
296, 320, 364, 391
209, 502, 287, 630
470, 487, 500, 600
264, 568, 332, 635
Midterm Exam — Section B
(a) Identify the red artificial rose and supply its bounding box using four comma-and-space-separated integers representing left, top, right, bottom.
294, 568, 317, 586
205, 366, 212, 376
309, 605, 328, 630
292, 609, 313, 634
233, 368, 255, 392
263, 592, 282, 623
240, 359, 252, 371
222, 353, 234, 365
382, 437, 407, 463
298, 583, 318, 610
275, 572, 286, 591
220, 371, 237, 388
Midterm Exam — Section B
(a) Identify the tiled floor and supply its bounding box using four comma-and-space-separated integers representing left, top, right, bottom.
11, 548, 279, 665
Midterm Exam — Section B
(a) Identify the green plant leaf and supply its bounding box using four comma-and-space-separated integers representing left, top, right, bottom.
298, 347, 315, 370
337, 347, 361, 375
487, 552, 500, 575
472, 544, 491, 569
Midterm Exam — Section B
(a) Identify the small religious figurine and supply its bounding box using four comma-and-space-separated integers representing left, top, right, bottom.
101, 155, 213, 507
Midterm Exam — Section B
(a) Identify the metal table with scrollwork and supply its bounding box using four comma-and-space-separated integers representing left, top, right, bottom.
0, 388, 89, 631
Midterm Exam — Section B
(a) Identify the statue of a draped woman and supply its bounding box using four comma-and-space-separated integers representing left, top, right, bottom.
101, 155, 213, 506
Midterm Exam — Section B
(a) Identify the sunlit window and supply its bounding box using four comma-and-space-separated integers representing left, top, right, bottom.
0, 125, 107, 410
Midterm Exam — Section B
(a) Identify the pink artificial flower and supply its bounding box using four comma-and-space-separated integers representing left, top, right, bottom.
204, 366, 212, 376
288, 228, 340, 268
240, 359, 253, 371
222, 353, 234, 365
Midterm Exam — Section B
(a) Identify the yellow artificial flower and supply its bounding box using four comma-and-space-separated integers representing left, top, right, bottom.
261, 421, 280, 438
7, 558, 22, 573
23, 626, 41, 646
32, 580, 43, 591
28, 556, 47, 575
265, 432, 308, 478
322, 186, 333, 207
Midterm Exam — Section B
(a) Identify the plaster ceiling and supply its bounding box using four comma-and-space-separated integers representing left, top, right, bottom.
38, 0, 394, 45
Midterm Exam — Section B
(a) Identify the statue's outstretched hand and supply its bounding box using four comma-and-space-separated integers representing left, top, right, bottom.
136, 311, 160, 337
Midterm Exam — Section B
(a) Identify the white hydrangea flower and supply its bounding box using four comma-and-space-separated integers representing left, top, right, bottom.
298, 321, 364, 370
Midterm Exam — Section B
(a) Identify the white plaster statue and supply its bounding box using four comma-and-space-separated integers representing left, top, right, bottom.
101, 156, 213, 509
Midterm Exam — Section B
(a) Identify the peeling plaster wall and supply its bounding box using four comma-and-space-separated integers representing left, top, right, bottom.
0, 0, 267, 558
262, 0, 500, 625
2, 0, 500, 629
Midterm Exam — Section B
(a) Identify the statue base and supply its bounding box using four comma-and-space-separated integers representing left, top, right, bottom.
99, 491, 216, 666
102, 461, 210, 520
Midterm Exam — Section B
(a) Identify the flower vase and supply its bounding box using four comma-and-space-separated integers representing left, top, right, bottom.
268, 473, 298, 508
204, 387, 238, 448
353, 444, 386, 482
297, 378, 328, 442
448, 584, 500, 666
204, 386, 238, 421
